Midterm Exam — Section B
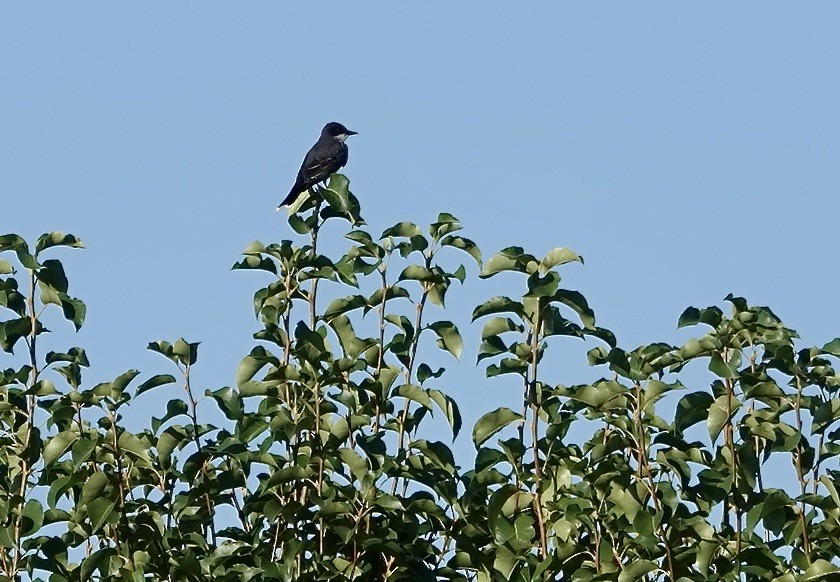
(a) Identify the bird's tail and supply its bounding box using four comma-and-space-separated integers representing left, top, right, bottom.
276, 186, 301, 211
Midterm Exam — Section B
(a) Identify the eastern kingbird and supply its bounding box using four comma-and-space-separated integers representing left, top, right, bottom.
277, 122, 357, 209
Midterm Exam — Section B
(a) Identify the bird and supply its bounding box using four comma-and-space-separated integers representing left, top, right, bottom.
277, 122, 357, 209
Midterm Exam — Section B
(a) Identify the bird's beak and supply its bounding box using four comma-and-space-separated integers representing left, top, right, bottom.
347, 130, 358, 136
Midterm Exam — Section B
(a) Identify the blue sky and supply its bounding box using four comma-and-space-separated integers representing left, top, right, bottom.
2, 4, 839, 463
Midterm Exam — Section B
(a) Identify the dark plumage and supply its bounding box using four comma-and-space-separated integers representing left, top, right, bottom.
277, 122, 357, 209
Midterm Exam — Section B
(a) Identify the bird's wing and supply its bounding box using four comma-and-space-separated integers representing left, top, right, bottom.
298, 140, 343, 186
336, 143, 348, 168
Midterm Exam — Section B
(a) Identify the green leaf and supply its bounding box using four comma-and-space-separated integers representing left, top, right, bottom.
71, 438, 98, 466
0, 234, 39, 270
242, 240, 266, 255
480, 246, 538, 278
147, 340, 174, 360
395, 384, 432, 409
428, 321, 462, 360
327, 172, 350, 197
481, 317, 522, 340
209, 386, 244, 422
35, 232, 85, 254
618, 559, 658, 582
345, 229, 375, 246
440, 235, 482, 267
429, 212, 462, 240
231, 255, 278, 274
20, 499, 44, 536
44, 431, 79, 465
339, 447, 368, 482
674, 391, 714, 435
381, 222, 422, 239
86, 498, 115, 534
0, 233, 26, 252
678, 306, 701, 328
416, 363, 444, 384
236, 347, 275, 387
561, 380, 627, 409
399, 265, 437, 282
81, 472, 109, 505
60, 296, 86, 330
525, 271, 559, 298
156, 426, 187, 465
321, 180, 350, 212
472, 407, 523, 447
288, 213, 310, 234
813, 397, 840, 433
111, 369, 141, 396
708, 394, 741, 442
819, 474, 840, 508
485, 357, 529, 378
429, 389, 462, 439
709, 350, 740, 378
118, 431, 152, 463
0, 317, 33, 353
552, 289, 596, 328
394, 235, 429, 258
330, 314, 375, 359
172, 338, 200, 366
323, 294, 367, 320
37, 259, 69, 298
28, 379, 58, 396
472, 296, 524, 320
367, 284, 410, 306
678, 305, 723, 328
492, 545, 517, 578
804, 559, 839, 580
541, 247, 583, 271
821, 337, 840, 357
45, 346, 89, 366
152, 399, 189, 433
0, 259, 12, 274
135, 374, 176, 396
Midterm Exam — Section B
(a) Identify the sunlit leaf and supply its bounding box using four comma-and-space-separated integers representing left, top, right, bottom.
35, 232, 85, 254
44, 431, 78, 465
540, 247, 582, 271
708, 394, 741, 442
480, 246, 538, 278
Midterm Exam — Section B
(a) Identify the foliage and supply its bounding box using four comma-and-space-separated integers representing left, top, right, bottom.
1, 177, 839, 580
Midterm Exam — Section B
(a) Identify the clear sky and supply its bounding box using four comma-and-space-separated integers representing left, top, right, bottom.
2, 4, 839, 461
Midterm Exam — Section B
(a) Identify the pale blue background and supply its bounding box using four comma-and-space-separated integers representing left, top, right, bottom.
2, 4, 839, 467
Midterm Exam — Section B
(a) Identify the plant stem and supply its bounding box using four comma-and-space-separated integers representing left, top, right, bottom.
722, 350, 741, 567
793, 375, 811, 558
11, 268, 39, 576
373, 266, 388, 434
528, 307, 547, 559
309, 196, 323, 330
183, 362, 216, 548
393, 253, 431, 494
633, 382, 675, 581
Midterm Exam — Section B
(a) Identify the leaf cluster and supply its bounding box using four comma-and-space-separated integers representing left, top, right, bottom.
1, 181, 838, 581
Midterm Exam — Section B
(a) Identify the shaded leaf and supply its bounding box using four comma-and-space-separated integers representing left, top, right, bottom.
473, 407, 523, 447
428, 321, 462, 360
136, 374, 176, 396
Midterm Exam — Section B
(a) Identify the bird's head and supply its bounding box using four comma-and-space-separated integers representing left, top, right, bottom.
323, 122, 357, 143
